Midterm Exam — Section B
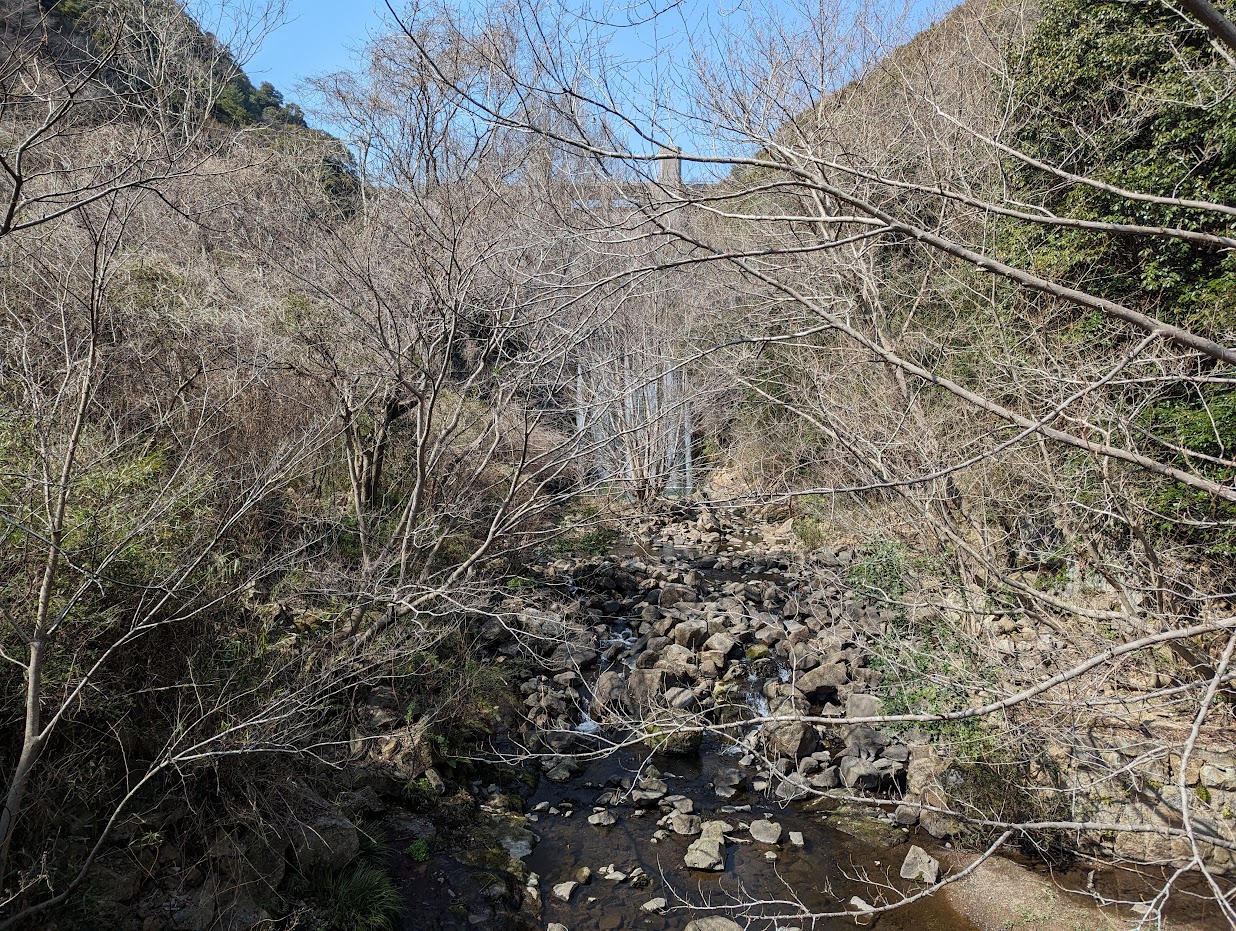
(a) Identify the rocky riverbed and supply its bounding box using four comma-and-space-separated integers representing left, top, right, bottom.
464, 501, 1226, 931
469, 503, 985, 929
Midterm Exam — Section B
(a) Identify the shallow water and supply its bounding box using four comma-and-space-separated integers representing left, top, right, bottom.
526, 741, 979, 931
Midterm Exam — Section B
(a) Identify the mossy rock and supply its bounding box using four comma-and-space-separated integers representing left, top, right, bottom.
648, 723, 703, 757
829, 805, 908, 849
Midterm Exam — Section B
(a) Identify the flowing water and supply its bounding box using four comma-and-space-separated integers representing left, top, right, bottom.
525, 738, 979, 931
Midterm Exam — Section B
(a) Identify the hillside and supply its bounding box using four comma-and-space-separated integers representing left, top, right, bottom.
1, 1, 1235, 930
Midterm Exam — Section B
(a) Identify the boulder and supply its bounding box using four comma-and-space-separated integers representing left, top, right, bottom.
659, 583, 698, 608
626, 669, 667, 708
655, 643, 699, 678
684, 920, 742, 931
795, 663, 849, 701
670, 813, 702, 835
290, 810, 359, 873
843, 725, 888, 757
648, 711, 703, 757
846, 692, 882, 720
546, 642, 598, 672
685, 821, 731, 871
893, 804, 920, 826
839, 756, 884, 791
591, 670, 626, 714
900, 845, 940, 884
664, 686, 700, 711
764, 720, 819, 759
672, 619, 709, 649
748, 819, 782, 844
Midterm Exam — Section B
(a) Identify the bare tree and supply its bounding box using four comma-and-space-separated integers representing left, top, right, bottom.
379, 0, 1236, 922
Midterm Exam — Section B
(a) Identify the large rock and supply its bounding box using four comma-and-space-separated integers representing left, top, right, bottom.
764, 720, 819, 759
670, 813, 702, 835
684, 821, 731, 871
626, 668, 667, 708
795, 662, 849, 701
672, 619, 710, 649
648, 711, 703, 757
846, 692, 882, 720
839, 756, 884, 790
655, 643, 699, 678
546, 642, 598, 672
900, 845, 940, 884
748, 819, 783, 844
684, 920, 742, 931
591, 670, 627, 714
659, 583, 698, 608
703, 632, 739, 656
843, 725, 888, 757
290, 810, 359, 873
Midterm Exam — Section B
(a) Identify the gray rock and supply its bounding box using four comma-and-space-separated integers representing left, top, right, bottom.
655, 643, 698, 677
641, 897, 668, 913
291, 810, 359, 873
545, 763, 575, 782
795, 662, 848, 701
810, 766, 841, 790
626, 668, 667, 708
684, 919, 742, 931
748, 819, 782, 844
900, 845, 940, 884
844, 725, 888, 757
551, 881, 578, 901
839, 756, 884, 790
765, 720, 819, 759
591, 670, 626, 714
659, 583, 698, 608
546, 642, 598, 672
685, 821, 731, 871
588, 810, 617, 827
672, 619, 709, 648
789, 831, 805, 847
846, 692, 882, 720
664, 686, 700, 710
670, 813, 702, 835
774, 774, 811, 801
893, 803, 920, 826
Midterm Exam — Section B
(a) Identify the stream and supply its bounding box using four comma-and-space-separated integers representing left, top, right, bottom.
524, 738, 975, 930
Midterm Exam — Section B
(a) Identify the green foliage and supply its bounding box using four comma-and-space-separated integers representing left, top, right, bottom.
542, 524, 620, 558
214, 75, 307, 129
310, 864, 402, 931
405, 838, 431, 862
1003, 0, 1236, 335
871, 631, 995, 758
846, 539, 908, 604
1138, 389, 1236, 554
541, 503, 622, 557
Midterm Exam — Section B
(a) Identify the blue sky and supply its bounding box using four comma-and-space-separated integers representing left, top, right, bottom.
245, 0, 948, 139
247, 1, 388, 96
